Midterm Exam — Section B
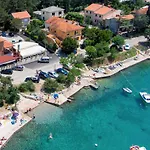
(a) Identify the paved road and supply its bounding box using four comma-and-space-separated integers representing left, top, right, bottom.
24, 54, 59, 69
125, 36, 147, 47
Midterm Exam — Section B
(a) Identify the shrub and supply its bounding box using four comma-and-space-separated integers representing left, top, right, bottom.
18, 81, 35, 93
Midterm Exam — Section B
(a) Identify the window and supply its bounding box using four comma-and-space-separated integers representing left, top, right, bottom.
75, 31, 77, 35
99, 15, 101, 18
95, 14, 97, 17
43, 12, 44, 14
43, 17, 45, 20
86, 11, 88, 13
67, 33, 69, 36
95, 20, 97, 22
52, 12, 55, 16
90, 11, 91, 14
59, 11, 62, 15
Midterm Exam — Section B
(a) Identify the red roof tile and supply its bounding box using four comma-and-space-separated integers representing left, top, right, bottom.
46, 17, 84, 32
95, 6, 113, 15
12, 11, 31, 19
0, 55, 17, 64
85, 4, 102, 12
0, 37, 13, 49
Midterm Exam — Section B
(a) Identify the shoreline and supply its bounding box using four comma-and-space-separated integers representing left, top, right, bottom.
1, 52, 150, 149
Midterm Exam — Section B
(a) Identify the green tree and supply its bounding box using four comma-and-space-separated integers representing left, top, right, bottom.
85, 46, 97, 58
18, 81, 35, 92
0, 8, 8, 27
95, 42, 110, 57
109, 47, 118, 61
62, 37, 78, 54
38, 30, 46, 42
66, 72, 75, 86
65, 12, 84, 24
112, 35, 125, 47
144, 28, 150, 41
134, 15, 149, 31
43, 79, 59, 93
5, 87, 20, 104
56, 74, 66, 83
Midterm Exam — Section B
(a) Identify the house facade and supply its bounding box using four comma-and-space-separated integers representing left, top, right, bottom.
41, 6, 64, 20
45, 17, 84, 45
11, 11, 31, 28
84, 4, 121, 33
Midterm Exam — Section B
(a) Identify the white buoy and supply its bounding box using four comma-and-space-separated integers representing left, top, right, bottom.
95, 144, 98, 147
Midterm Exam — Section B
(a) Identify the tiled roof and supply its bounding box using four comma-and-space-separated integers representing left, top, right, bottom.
95, 6, 114, 15
46, 17, 84, 32
12, 11, 31, 19
85, 4, 102, 12
0, 37, 13, 49
135, 6, 148, 15
120, 14, 134, 20
0, 55, 17, 64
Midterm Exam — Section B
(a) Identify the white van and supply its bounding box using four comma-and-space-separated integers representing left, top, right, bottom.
38, 57, 50, 63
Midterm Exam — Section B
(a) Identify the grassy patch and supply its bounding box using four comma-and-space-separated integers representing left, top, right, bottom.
115, 47, 137, 61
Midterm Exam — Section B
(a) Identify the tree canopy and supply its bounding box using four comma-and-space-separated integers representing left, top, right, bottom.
62, 37, 78, 54
112, 35, 125, 47
65, 12, 84, 24
0, 76, 20, 106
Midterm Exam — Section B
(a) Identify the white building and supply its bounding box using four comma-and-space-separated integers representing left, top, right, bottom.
13, 42, 47, 59
84, 4, 121, 33
34, 6, 64, 21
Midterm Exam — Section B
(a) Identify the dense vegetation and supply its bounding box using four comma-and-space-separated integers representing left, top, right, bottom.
0, 76, 20, 107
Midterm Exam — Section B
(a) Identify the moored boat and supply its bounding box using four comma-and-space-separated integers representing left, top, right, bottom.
130, 145, 146, 150
139, 92, 150, 103
123, 87, 132, 94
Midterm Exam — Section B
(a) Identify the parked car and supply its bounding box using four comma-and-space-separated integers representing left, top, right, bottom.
48, 71, 59, 78
63, 64, 71, 71
1, 69, 13, 75
124, 44, 130, 50
25, 76, 40, 83
38, 57, 50, 63
39, 71, 50, 80
12, 65, 24, 71
9, 32, 14, 37
56, 68, 68, 75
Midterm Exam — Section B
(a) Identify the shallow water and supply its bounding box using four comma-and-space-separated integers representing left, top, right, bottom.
3, 60, 150, 150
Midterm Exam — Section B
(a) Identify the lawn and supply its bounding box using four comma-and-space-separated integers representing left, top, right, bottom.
115, 47, 137, 61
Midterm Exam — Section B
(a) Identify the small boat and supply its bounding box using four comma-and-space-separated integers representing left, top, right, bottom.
123, 88, 132, 94
130, 145, 146, 150
139, 92, 150, 103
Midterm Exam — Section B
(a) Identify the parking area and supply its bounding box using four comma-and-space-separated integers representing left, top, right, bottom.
125, 36, 147, 47
10, 61, 62, 85
1, 35, 24, 43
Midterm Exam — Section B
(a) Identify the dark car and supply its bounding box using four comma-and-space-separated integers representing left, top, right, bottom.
56, 68, 68, 75
39, 71, 50, 80
25, 77, 40, 83
1, 69, 13, 75
9, 32, 14, 37
12, 65, 24, 71
63, 65, 70, 71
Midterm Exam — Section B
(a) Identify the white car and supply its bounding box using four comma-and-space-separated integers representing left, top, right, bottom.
124, 44, 130, 50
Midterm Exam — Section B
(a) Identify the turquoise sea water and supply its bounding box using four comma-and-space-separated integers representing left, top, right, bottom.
3, 61, 150, 150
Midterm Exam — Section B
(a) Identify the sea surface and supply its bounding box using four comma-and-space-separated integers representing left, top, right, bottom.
3, 61, 150, 150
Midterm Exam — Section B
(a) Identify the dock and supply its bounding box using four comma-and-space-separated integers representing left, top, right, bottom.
89, 83, 98, 89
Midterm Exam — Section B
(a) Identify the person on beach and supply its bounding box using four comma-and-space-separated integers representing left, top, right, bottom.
1, 137, 6, 141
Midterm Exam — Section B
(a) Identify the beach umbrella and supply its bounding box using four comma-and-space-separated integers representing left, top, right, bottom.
53, 93, 59, 99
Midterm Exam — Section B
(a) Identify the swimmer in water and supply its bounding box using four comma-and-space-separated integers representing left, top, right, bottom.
49, 133, 53, 139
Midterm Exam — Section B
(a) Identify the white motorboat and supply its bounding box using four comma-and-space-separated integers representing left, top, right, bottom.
139, 92, 150, 103
130, 145, 146, 150
123, 88, 132, 94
